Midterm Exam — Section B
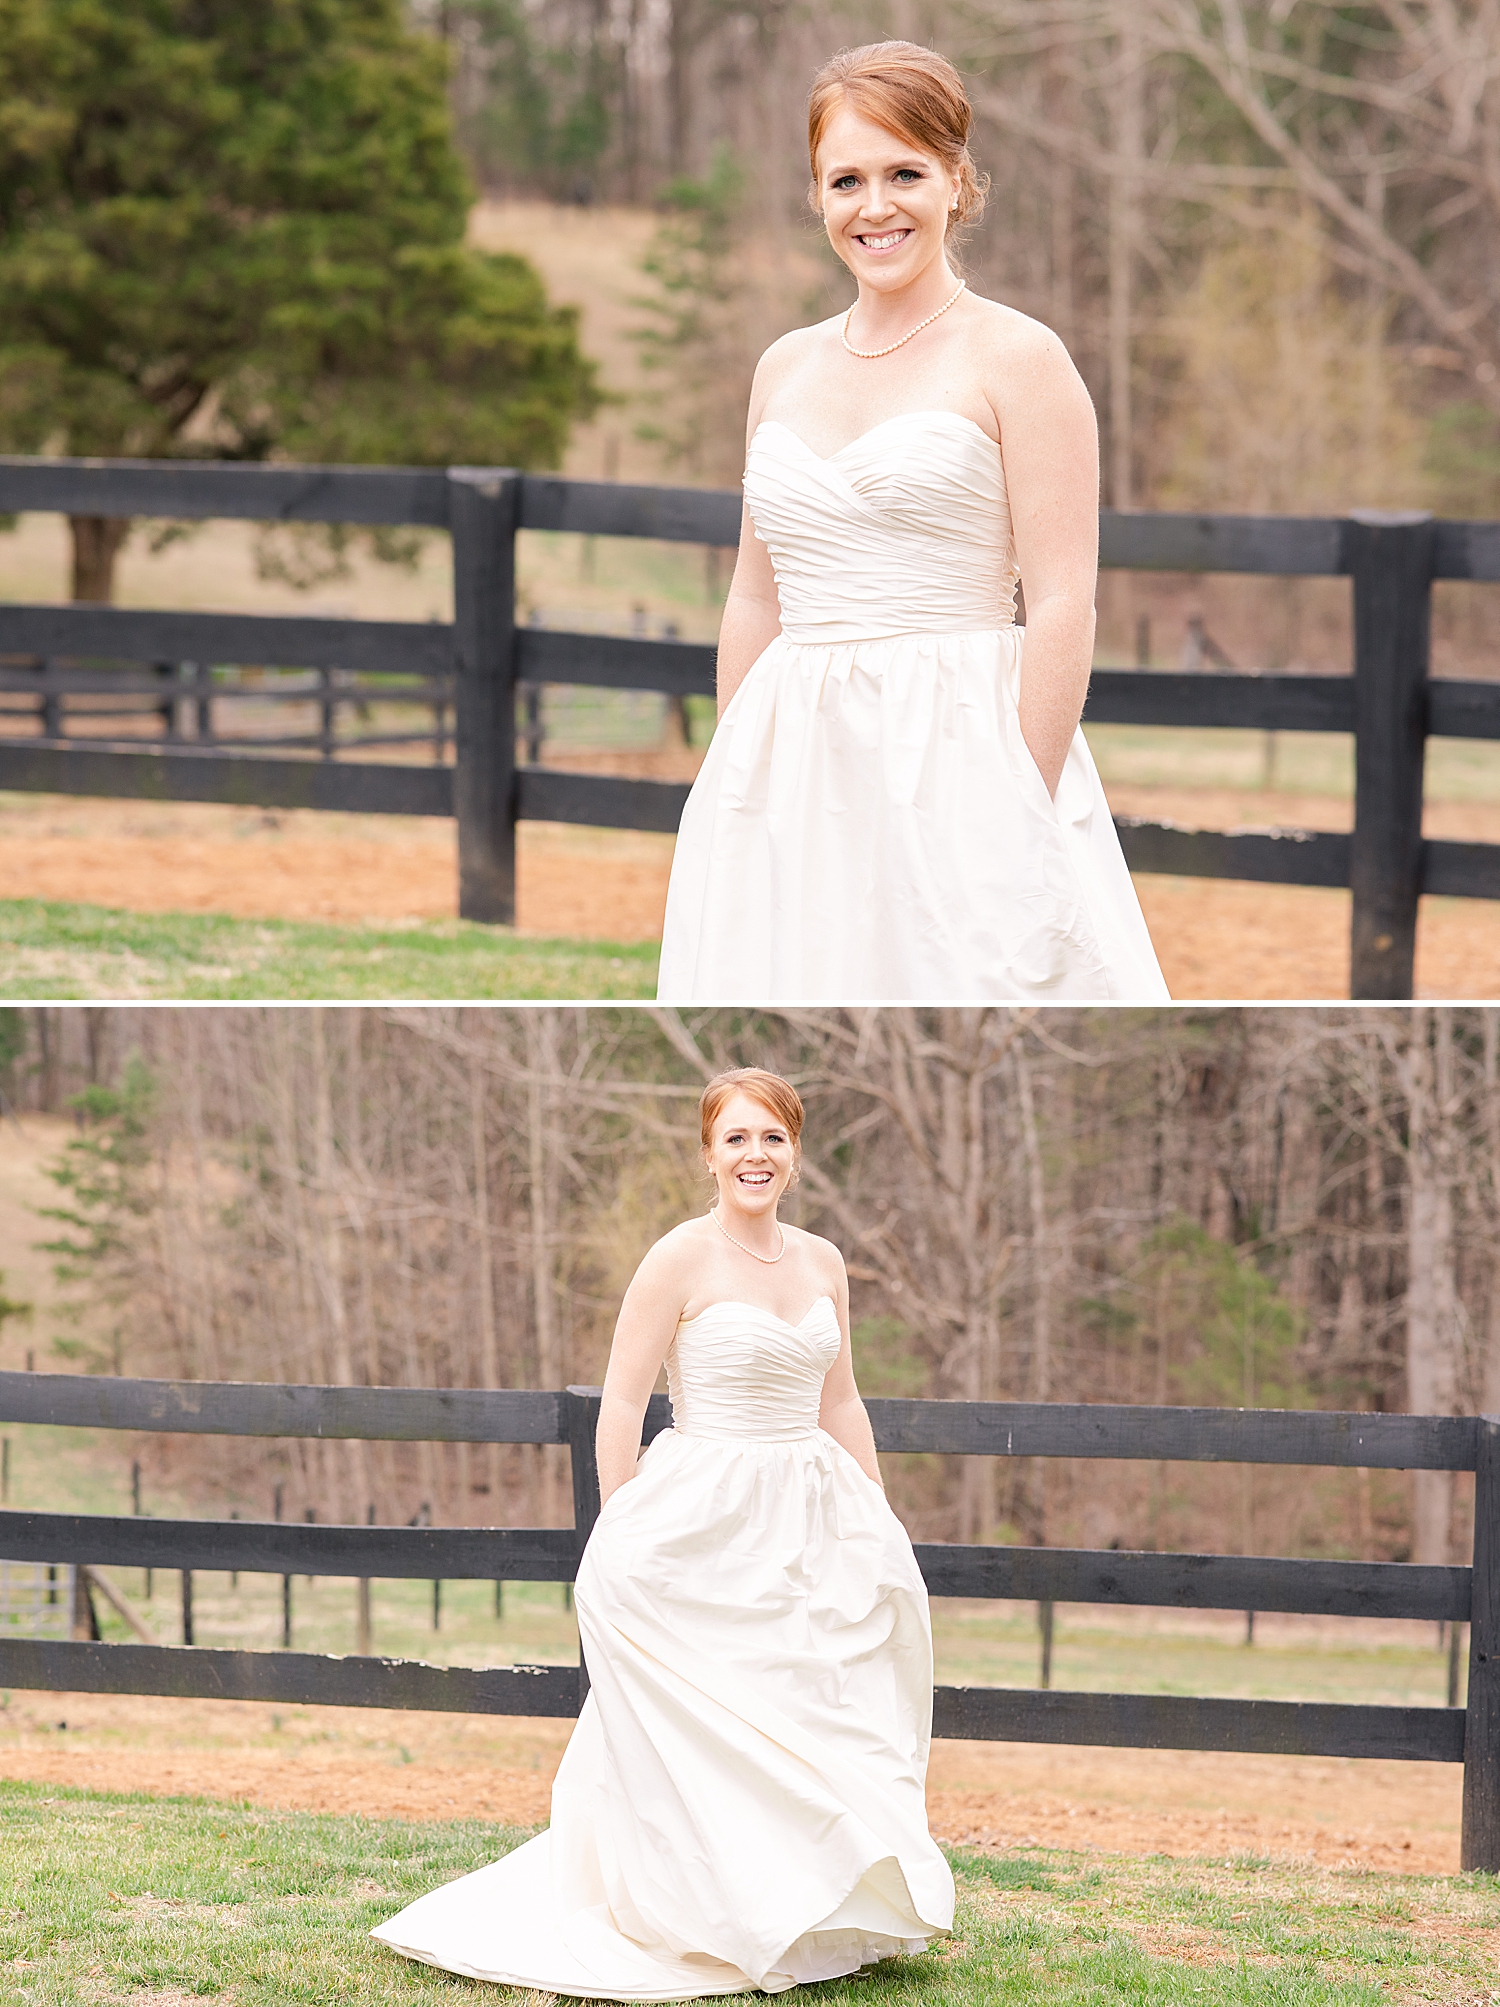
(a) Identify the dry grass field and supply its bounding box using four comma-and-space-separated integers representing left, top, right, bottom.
0, 1687, 1465, 1878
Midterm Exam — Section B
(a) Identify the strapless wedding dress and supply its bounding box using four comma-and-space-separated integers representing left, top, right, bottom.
656, 410, 1169, 1002
372, 1296, 954, 2000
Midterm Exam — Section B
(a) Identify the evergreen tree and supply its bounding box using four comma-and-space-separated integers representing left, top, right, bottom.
37, 1059, 157, 1373
630, 151, 750, 484
0, 0, 600, 598
0, 1273, 33, 1346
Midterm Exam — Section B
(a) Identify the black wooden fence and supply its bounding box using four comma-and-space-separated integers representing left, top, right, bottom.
0, 1366, 1495, 1870
1, 459, 1498, 996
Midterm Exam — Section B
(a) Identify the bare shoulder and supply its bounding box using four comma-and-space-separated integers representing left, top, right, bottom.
653, 1215, 714, 1257
752, 317, 839, 402
787, 1223, 847, 1289
965, 295, 1089, 393
634, 1216, 711, 1286
758, 315, 840, 372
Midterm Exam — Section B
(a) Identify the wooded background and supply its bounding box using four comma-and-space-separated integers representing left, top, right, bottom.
4, 1, 1495, 633
4, 1005, 1495, 1570
434, 0, 1500, 513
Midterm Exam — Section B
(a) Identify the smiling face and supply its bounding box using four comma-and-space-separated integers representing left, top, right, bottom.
704, 1091, 797, 1219
815, 100, 961, 296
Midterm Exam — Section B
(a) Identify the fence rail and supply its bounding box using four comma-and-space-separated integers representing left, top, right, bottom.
2, 458, 1498, 995
0, 1366, 1495, 1869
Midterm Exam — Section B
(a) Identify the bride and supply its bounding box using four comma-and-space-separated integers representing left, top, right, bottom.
657, 40, 1168, 1004
372, 1066, 955, 1998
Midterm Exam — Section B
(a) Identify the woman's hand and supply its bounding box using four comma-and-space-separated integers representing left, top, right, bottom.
714, 515, 782, 718
816, 1270, 884, 1490
713, 342, 794, 717
596, 1390, 651, 1507
995, 321, 1101, 798
819, 1384, 884, 1490
596, 1235, 685, 1504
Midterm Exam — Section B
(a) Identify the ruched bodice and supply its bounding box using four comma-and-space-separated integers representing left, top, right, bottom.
666, 1296, 839, 1441
743, 412, 1018, 642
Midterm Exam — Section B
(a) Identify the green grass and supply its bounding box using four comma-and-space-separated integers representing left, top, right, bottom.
0, 1781, 1494, 2005
0, 900, 657, 1000
928, 1601, 1462, 1709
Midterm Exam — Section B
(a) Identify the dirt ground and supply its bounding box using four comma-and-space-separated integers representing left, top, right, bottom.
0, 791, 676, 946
0, 1690, 1460, 1874
4, 784, 1500, 997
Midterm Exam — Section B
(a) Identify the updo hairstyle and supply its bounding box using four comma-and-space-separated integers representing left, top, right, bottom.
807, 41, 988, 226
699, 1069, 804, 1184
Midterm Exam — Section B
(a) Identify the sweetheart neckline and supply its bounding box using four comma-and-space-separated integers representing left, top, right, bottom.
678, 1295, 837, 1333
752, 410, 1000, 464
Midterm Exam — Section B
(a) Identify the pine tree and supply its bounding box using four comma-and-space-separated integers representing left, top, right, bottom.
0, 0, 601, 598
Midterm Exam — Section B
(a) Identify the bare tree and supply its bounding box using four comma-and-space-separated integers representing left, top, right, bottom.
1144, 1, 1500, 408
24, 1006, 1500, 1562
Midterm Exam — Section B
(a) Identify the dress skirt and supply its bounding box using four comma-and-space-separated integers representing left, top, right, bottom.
656, 622, 1170, 1003
371, 1417, 954, 1999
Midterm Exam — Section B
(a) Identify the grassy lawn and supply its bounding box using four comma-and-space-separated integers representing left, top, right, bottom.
0, 900, 657, 1001
1085, 724, 1500, 804
0, 1780, 1493, 2006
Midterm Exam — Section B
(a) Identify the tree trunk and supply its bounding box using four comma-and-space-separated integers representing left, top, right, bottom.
526, 1010, 562, 1525
1405, 1008, 1462, 1565
1107, 2, 1142, 509
471, 1043, 502, 1511
1045, 35, 1079, 347
666, 0, 692, 177
1015, 1041, 1051, 1544
619, 0, 644, 202
33, 1008, 60, 1110
69, 516, 131, 603
1484, 1011, 1500, 1416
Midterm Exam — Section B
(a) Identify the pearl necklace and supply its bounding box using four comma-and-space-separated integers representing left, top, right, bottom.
841, 281, 966, 359
709, 1204, 786, 1264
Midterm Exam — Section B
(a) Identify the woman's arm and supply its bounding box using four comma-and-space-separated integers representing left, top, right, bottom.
596, 1239, 686, 1504
995, 323, 1101, 797
816, 1262, 884, 1489
714, 503, 782, 716
715, 337, 804, 716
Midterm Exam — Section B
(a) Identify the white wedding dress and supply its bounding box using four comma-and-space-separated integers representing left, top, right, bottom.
372, 1296, 954, 2000
656, 410, 1169, 1002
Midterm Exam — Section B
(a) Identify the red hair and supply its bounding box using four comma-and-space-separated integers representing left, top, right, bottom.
808, 41, 987, 223
698, 1069, 804, 1152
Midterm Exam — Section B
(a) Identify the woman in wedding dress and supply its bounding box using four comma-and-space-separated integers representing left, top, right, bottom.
657, 40, 1168, 1004
373, 1067, 954, 1999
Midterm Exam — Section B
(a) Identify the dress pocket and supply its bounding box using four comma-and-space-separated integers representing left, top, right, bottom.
998, 636, 1062, 824
1014, 729, 1061, 820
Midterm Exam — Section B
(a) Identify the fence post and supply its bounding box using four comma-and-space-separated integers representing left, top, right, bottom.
71, 1567, 98, 1642
448, 467, 520, 925
357, 1501, 373, 1655
1346, 509, 1434, 1000
564, 1386, 603, 1708
38, 659, 61, 742
1462, 1417, 1500, 1871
